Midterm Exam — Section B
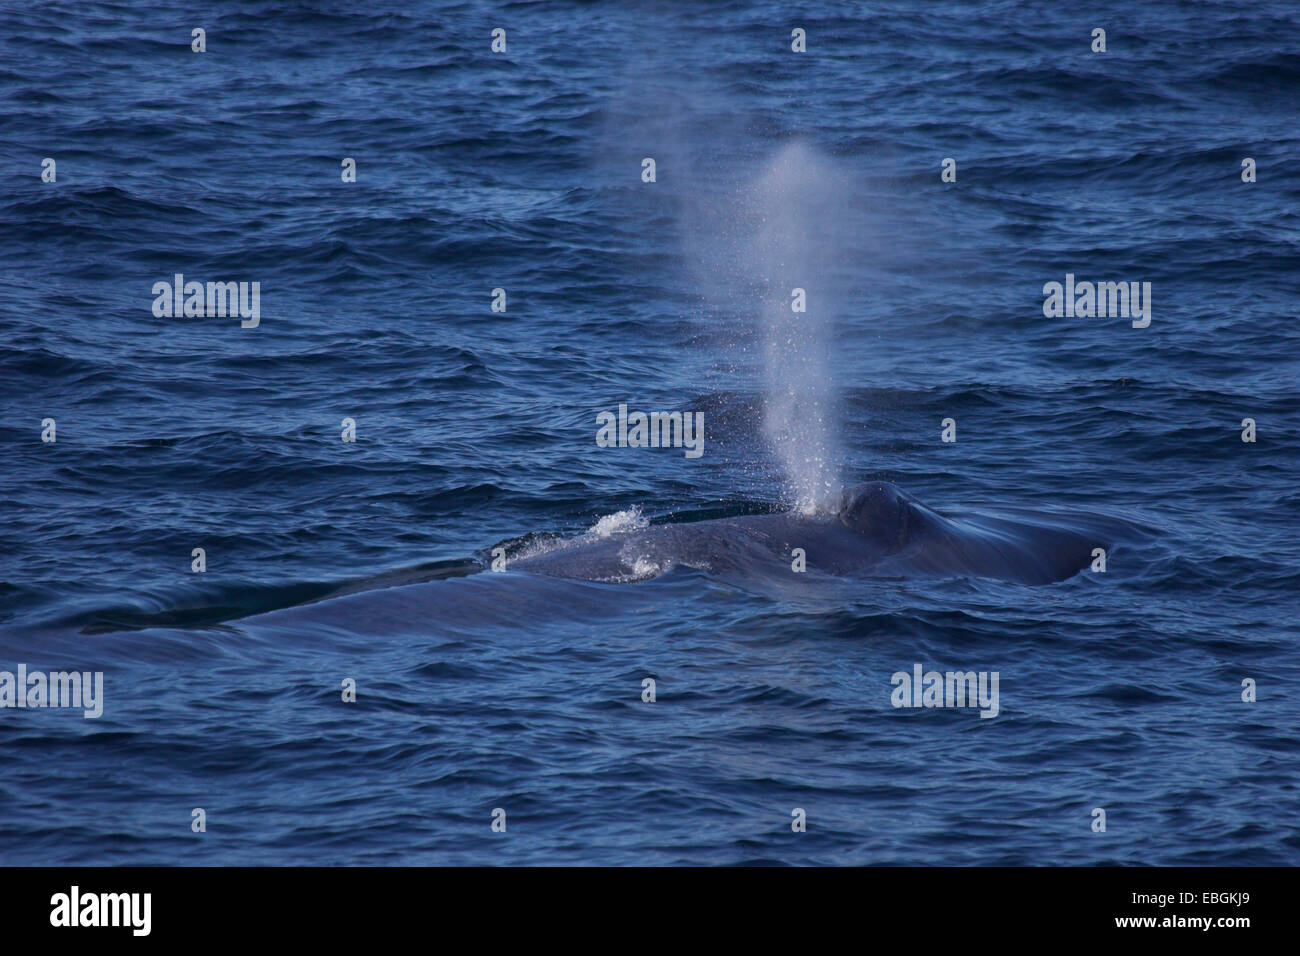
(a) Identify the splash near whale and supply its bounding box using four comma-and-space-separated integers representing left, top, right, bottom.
508, 481, 1124, 586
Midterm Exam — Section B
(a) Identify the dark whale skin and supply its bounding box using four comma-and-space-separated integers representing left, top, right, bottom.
510, 482, 1121, 586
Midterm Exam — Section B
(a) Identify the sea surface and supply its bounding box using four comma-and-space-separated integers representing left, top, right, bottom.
1, 0, 1298, 865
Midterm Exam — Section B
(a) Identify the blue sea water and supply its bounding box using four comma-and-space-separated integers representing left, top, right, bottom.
1, 0, 1298, 865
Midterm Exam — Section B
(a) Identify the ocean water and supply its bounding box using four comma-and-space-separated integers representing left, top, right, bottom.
2, 0, 1298, 865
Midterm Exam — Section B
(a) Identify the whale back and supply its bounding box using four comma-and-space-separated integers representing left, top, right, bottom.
509, 481, 1132, 586
835, 480, 1120, 583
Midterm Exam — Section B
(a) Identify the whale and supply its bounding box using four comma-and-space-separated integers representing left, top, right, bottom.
27, 481, 1134, 648
508, 481, 1125, 585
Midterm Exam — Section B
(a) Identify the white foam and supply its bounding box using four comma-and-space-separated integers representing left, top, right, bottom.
585, 507, 648, 538
626, 556, 663, 579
